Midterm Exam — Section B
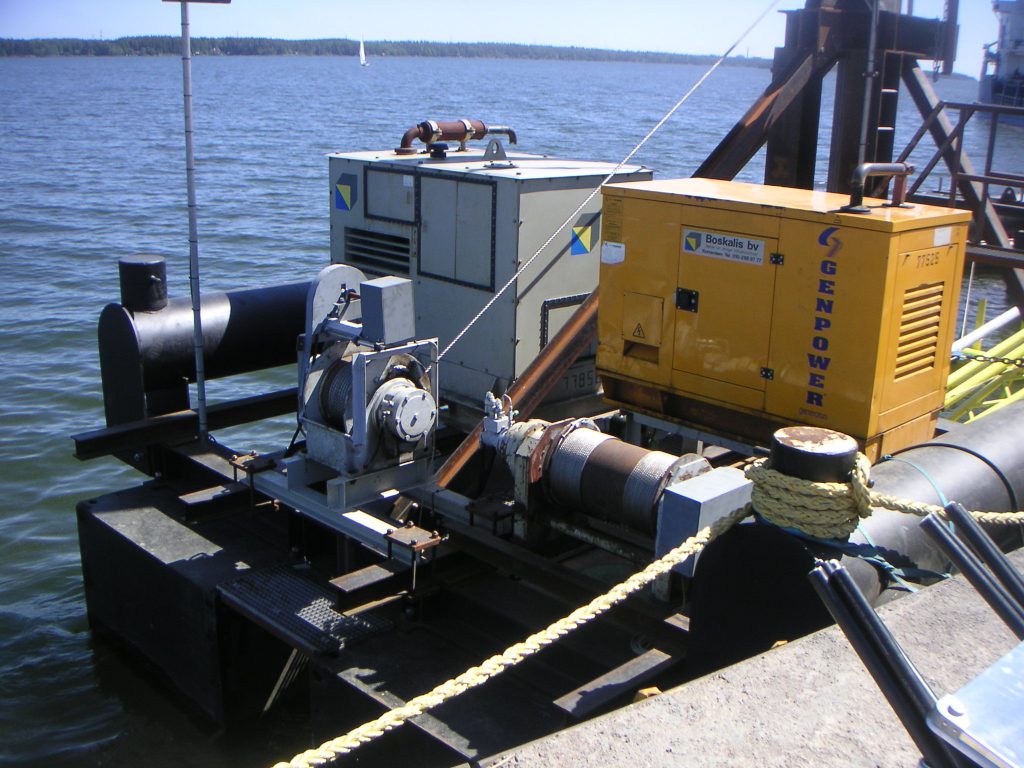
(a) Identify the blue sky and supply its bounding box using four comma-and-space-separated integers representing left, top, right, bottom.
0, 0, 995, 76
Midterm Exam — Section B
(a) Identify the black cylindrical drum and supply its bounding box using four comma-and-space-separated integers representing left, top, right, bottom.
769, 426, 859, 483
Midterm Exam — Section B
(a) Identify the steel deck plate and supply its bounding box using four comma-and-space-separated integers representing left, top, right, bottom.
219, 564, 393, 656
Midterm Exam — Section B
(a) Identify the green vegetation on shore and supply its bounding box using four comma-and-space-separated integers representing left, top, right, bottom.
0, 36, 772, 67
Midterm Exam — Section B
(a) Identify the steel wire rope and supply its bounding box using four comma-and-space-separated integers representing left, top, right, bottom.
434, 0, 782, 367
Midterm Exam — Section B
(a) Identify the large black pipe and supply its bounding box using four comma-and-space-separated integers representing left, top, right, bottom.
686, 403, 1024, 677
847, 406, 1024, 601
99, 281, 309, 426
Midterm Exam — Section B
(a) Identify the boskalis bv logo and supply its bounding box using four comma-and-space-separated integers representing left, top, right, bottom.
334, 173, 358, 211
571, 212, 601, 256
803, 226, 843, 415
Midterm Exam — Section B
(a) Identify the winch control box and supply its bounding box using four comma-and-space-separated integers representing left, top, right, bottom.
596, 178, 971, 458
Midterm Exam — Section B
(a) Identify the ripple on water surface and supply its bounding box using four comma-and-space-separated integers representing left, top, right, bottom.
0, 54, 1015, 766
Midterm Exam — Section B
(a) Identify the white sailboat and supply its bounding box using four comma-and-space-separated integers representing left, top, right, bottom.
359, 38, 369, 67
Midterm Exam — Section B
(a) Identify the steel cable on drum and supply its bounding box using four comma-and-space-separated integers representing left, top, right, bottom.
433, 0, 784, 367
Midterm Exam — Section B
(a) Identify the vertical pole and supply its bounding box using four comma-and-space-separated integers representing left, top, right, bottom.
941, 0, 958, 77
857, 0, 881, 168
179, 0, 209, 437
984, 104, 999, 231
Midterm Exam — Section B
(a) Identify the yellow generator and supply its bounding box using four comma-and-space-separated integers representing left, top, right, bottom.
596, 178, 971, 460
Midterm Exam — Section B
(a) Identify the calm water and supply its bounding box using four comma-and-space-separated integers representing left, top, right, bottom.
0, 54, 1016, 767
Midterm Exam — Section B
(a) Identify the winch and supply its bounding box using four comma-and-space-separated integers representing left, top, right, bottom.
298, 265, 438, 508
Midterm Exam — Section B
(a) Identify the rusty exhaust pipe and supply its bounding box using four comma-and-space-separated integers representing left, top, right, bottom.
396, 119, 517, 154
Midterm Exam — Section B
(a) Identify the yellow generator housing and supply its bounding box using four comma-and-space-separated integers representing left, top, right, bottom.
596, 179, 971, 460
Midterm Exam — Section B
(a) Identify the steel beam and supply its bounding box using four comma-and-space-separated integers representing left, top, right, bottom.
764, 14, 825, 188
695, 49, 838, 182
901, 61, 1010, 247
408, 486, 691, 654
828, 48, 872, 193
553, 648, 678, 720
901, 61, 1024, 306
698, 5, 947, 186
72, 388, 297, 460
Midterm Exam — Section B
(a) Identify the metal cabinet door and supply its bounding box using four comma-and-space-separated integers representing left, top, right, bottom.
672, 218, 779, 408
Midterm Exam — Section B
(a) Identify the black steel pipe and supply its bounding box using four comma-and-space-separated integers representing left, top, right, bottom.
942, 500, 1024, 610
826, 562, 945, 720
808, 563, 963, 768
846, 404, 1024, 602
687, 403, 1024, 675
920, 514, 1024, 639
103, 282, 309, 386
98, 280, 309, 425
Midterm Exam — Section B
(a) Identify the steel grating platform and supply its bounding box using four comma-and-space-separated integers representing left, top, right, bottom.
219, 564, 393, 656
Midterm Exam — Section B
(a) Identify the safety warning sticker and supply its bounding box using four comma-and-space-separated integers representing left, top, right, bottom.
601, 241, 625, 264
682, 229, 764, 265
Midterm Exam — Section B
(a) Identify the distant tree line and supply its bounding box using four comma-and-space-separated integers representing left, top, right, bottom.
0, 36, 772, 67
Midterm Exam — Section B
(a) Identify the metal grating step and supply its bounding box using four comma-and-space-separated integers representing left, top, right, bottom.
219, 564, 393, 656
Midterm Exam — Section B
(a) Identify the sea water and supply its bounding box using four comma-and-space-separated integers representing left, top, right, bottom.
0, 54, 1015, 766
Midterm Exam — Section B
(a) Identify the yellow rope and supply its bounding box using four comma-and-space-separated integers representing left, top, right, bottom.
746, 455, 873, 538
273, 453, 1024, 768
272, 505, 751, 768
750, 453, 1024, 536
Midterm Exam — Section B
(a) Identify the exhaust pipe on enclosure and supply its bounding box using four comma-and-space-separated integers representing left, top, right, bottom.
395, 119, 517, 154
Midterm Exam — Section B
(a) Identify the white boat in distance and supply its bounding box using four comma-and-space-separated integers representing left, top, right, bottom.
359, 38, 369, 67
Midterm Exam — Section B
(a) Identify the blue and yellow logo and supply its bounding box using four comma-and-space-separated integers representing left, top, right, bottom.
334, 173, 358, 211
683, 231, 701, 252
571, 213, 600, 256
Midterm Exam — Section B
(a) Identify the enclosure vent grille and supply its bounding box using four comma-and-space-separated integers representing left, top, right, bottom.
344, 227, 411, 275
894, 281, 943, 380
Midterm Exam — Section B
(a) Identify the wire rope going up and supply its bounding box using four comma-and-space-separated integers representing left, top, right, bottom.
434, 0, 784, 367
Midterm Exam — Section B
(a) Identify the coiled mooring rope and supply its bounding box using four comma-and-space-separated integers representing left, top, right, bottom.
272, 454, 1024, 768
749, 453, 1024, 538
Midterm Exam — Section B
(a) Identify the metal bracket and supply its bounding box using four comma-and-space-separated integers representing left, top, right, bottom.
385, 521, 446, 558
676, 288, 699, 313
760, 367, 775, 380
770, 253, 785, 265
483, 138, 514, 167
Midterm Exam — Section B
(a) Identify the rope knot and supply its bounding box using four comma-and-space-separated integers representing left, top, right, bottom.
744, 454, 874, 540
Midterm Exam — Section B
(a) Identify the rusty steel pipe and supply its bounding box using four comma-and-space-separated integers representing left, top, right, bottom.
434, 291, 598, 489
395, 119, 517, 154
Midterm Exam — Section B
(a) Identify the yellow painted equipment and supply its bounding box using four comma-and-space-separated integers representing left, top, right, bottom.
596, 178, 971, 459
